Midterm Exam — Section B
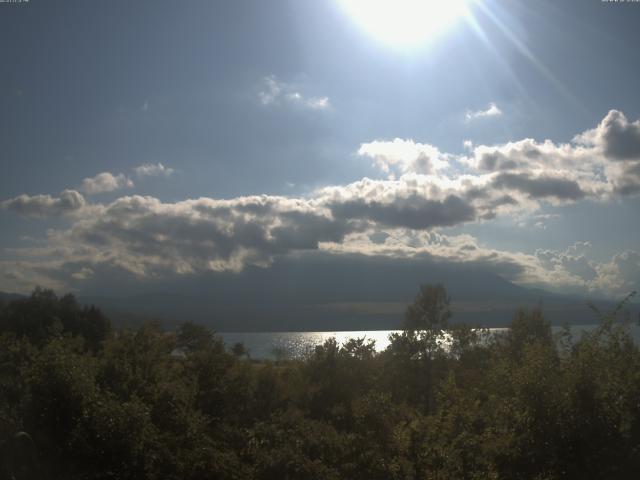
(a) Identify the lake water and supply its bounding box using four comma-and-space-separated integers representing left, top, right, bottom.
220, 324, 640, 360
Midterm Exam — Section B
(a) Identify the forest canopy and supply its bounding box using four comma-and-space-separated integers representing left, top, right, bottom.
1, 286, 639, 479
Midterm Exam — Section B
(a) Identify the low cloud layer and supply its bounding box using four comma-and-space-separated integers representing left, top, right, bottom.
2, 110, 640, 296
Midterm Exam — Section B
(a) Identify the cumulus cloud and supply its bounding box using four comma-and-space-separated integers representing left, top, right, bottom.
575, 110, 640, 195
594, 250, 640, 295
258, 75, 330, 111
578, 109, 640, 161
463, 110, 640, 200
134, 163, 175, 178
358, 139, 451, 178
465, 102, 502, 121
0, 190, 86, 217
491, 172, 585, 201
536, 242, 598, 282
40, 194, 354, 276
82, 172, 134, 194
330, 194, 475, 230
352, 112, 640, 224
3, 110, 640, 296
2, 195, 638, 298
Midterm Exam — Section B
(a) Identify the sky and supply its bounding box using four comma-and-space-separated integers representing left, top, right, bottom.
1, 0, 640, 302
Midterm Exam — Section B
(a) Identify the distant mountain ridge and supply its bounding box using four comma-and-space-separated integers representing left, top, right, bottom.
74, 290, 631, 332
2, 255, 636, 331
77, 253, 637, 331
0, 291, 26, 303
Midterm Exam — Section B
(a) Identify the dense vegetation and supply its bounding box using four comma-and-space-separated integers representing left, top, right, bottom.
1, 285, 640, 479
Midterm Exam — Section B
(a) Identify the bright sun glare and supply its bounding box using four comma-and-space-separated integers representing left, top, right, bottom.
339, 0, 470, 48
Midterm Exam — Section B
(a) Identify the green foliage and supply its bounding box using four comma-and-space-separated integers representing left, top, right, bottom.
2, 285, 640, 479
176, 320, 218, 353
404, 283, 451, 332
0, 288, 111, 351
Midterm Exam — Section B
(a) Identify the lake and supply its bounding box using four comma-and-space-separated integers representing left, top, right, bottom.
219, 324, 640, 360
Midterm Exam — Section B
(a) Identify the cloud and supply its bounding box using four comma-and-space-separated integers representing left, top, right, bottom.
134, 163, 175, 178
330, 194, 476, 230
42, 194, 353, 277
579, 109, 640, 161
304, 96, 330, 110
322, 232, 640, 296
2, 194, 638, 297
258, 75, 330, 110
491, 172, 585, 201
82, 172, 134, 194
575, 110, 640, 195
321, 231, 556, 286
517, 212, 560, 230
536, 242, 598, 282
0, 190, 86, 218
465, 102, 502, 121
3, 110, 640, 297
358, 139, 451, 178
258, 75, 282, 105
71, 267, 94, 280
353, 111, 640, 224
462, 111, 640, 201
594, 250, 640, 295
468, 138, 594, 173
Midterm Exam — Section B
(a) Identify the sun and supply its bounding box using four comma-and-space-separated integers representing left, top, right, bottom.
339, 0, 470, 49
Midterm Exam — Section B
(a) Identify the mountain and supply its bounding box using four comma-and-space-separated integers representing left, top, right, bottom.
0, 291, 26, 304
75, 255, 636, 331
3, 255, 636, 331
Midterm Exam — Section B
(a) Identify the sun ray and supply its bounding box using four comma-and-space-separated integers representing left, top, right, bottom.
473, 1, 589, 116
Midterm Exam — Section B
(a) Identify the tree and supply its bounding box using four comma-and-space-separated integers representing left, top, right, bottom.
403, 283, 451, 333
176, 321, 217, 353
231, 342, 249, 358
384, 284, 453, 413
506, 307, 553, 360
0, 288, 111, 350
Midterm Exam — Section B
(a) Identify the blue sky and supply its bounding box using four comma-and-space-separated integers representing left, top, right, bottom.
1, 0, 640, 300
